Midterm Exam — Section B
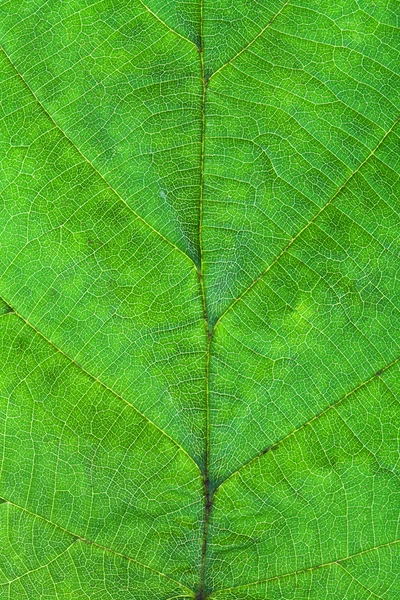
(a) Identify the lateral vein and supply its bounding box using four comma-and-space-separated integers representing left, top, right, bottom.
0, 300, 201, 477
138, 0, 198, 47
213, 116, 400, 330
208, 0, 291, 81
0, 45, 195, 270
0, 498, 194, 593
213, 354, 400, 492
207, 540, 400, 596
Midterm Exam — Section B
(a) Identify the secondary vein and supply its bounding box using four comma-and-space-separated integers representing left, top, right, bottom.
0, 45, 195, 271
0, 300, 201, 478
1, 498, 193, 593
208, 0, 291, 82
138, 0, 197, 47
207, 539, 400, 596
213, 354, 400, 493
213, 115, 400, 331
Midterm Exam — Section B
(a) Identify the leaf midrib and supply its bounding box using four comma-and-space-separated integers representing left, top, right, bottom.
196, 1, 210, 595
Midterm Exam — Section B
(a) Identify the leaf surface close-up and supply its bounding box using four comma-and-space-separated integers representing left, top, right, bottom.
0, 0, 399, 598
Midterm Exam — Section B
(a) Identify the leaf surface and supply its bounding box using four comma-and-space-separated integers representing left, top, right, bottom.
0, 1, 399, 598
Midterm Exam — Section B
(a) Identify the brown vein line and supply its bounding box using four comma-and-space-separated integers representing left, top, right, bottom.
207, 540, 400, 597
0, 498, 194, 594
137, 0, 197, 47
213, 354, 400, 493
196, 1, 212, 597
0, 45, 195, 270
0, 299, 201, 477
213, 115, 400, 331
208, 0, 291, 81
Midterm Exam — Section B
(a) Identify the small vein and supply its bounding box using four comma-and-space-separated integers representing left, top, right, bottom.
0, 45, 195, 271
0, 498, 193, 594
213, 115, 399, 330
0, 299, 201, 477
208, 0, 291, 81
207, 540, 400, 596
214, 355, 400, 492
336, 562, 384, 599
0, 542, 76, 586
137, 0, 198, 48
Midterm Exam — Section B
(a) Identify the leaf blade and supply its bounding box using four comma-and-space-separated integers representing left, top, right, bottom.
0, 1, 399, 598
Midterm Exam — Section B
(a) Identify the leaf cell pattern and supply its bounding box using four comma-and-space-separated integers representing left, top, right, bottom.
0, 1, 399, 598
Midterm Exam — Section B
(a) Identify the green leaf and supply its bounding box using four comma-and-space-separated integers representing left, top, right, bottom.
0, 1, 399, 599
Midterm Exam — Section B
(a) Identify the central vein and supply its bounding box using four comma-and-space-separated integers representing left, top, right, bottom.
196, 1, 212, 597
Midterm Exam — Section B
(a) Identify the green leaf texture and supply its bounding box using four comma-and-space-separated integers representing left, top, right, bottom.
0, 1, 399, 598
